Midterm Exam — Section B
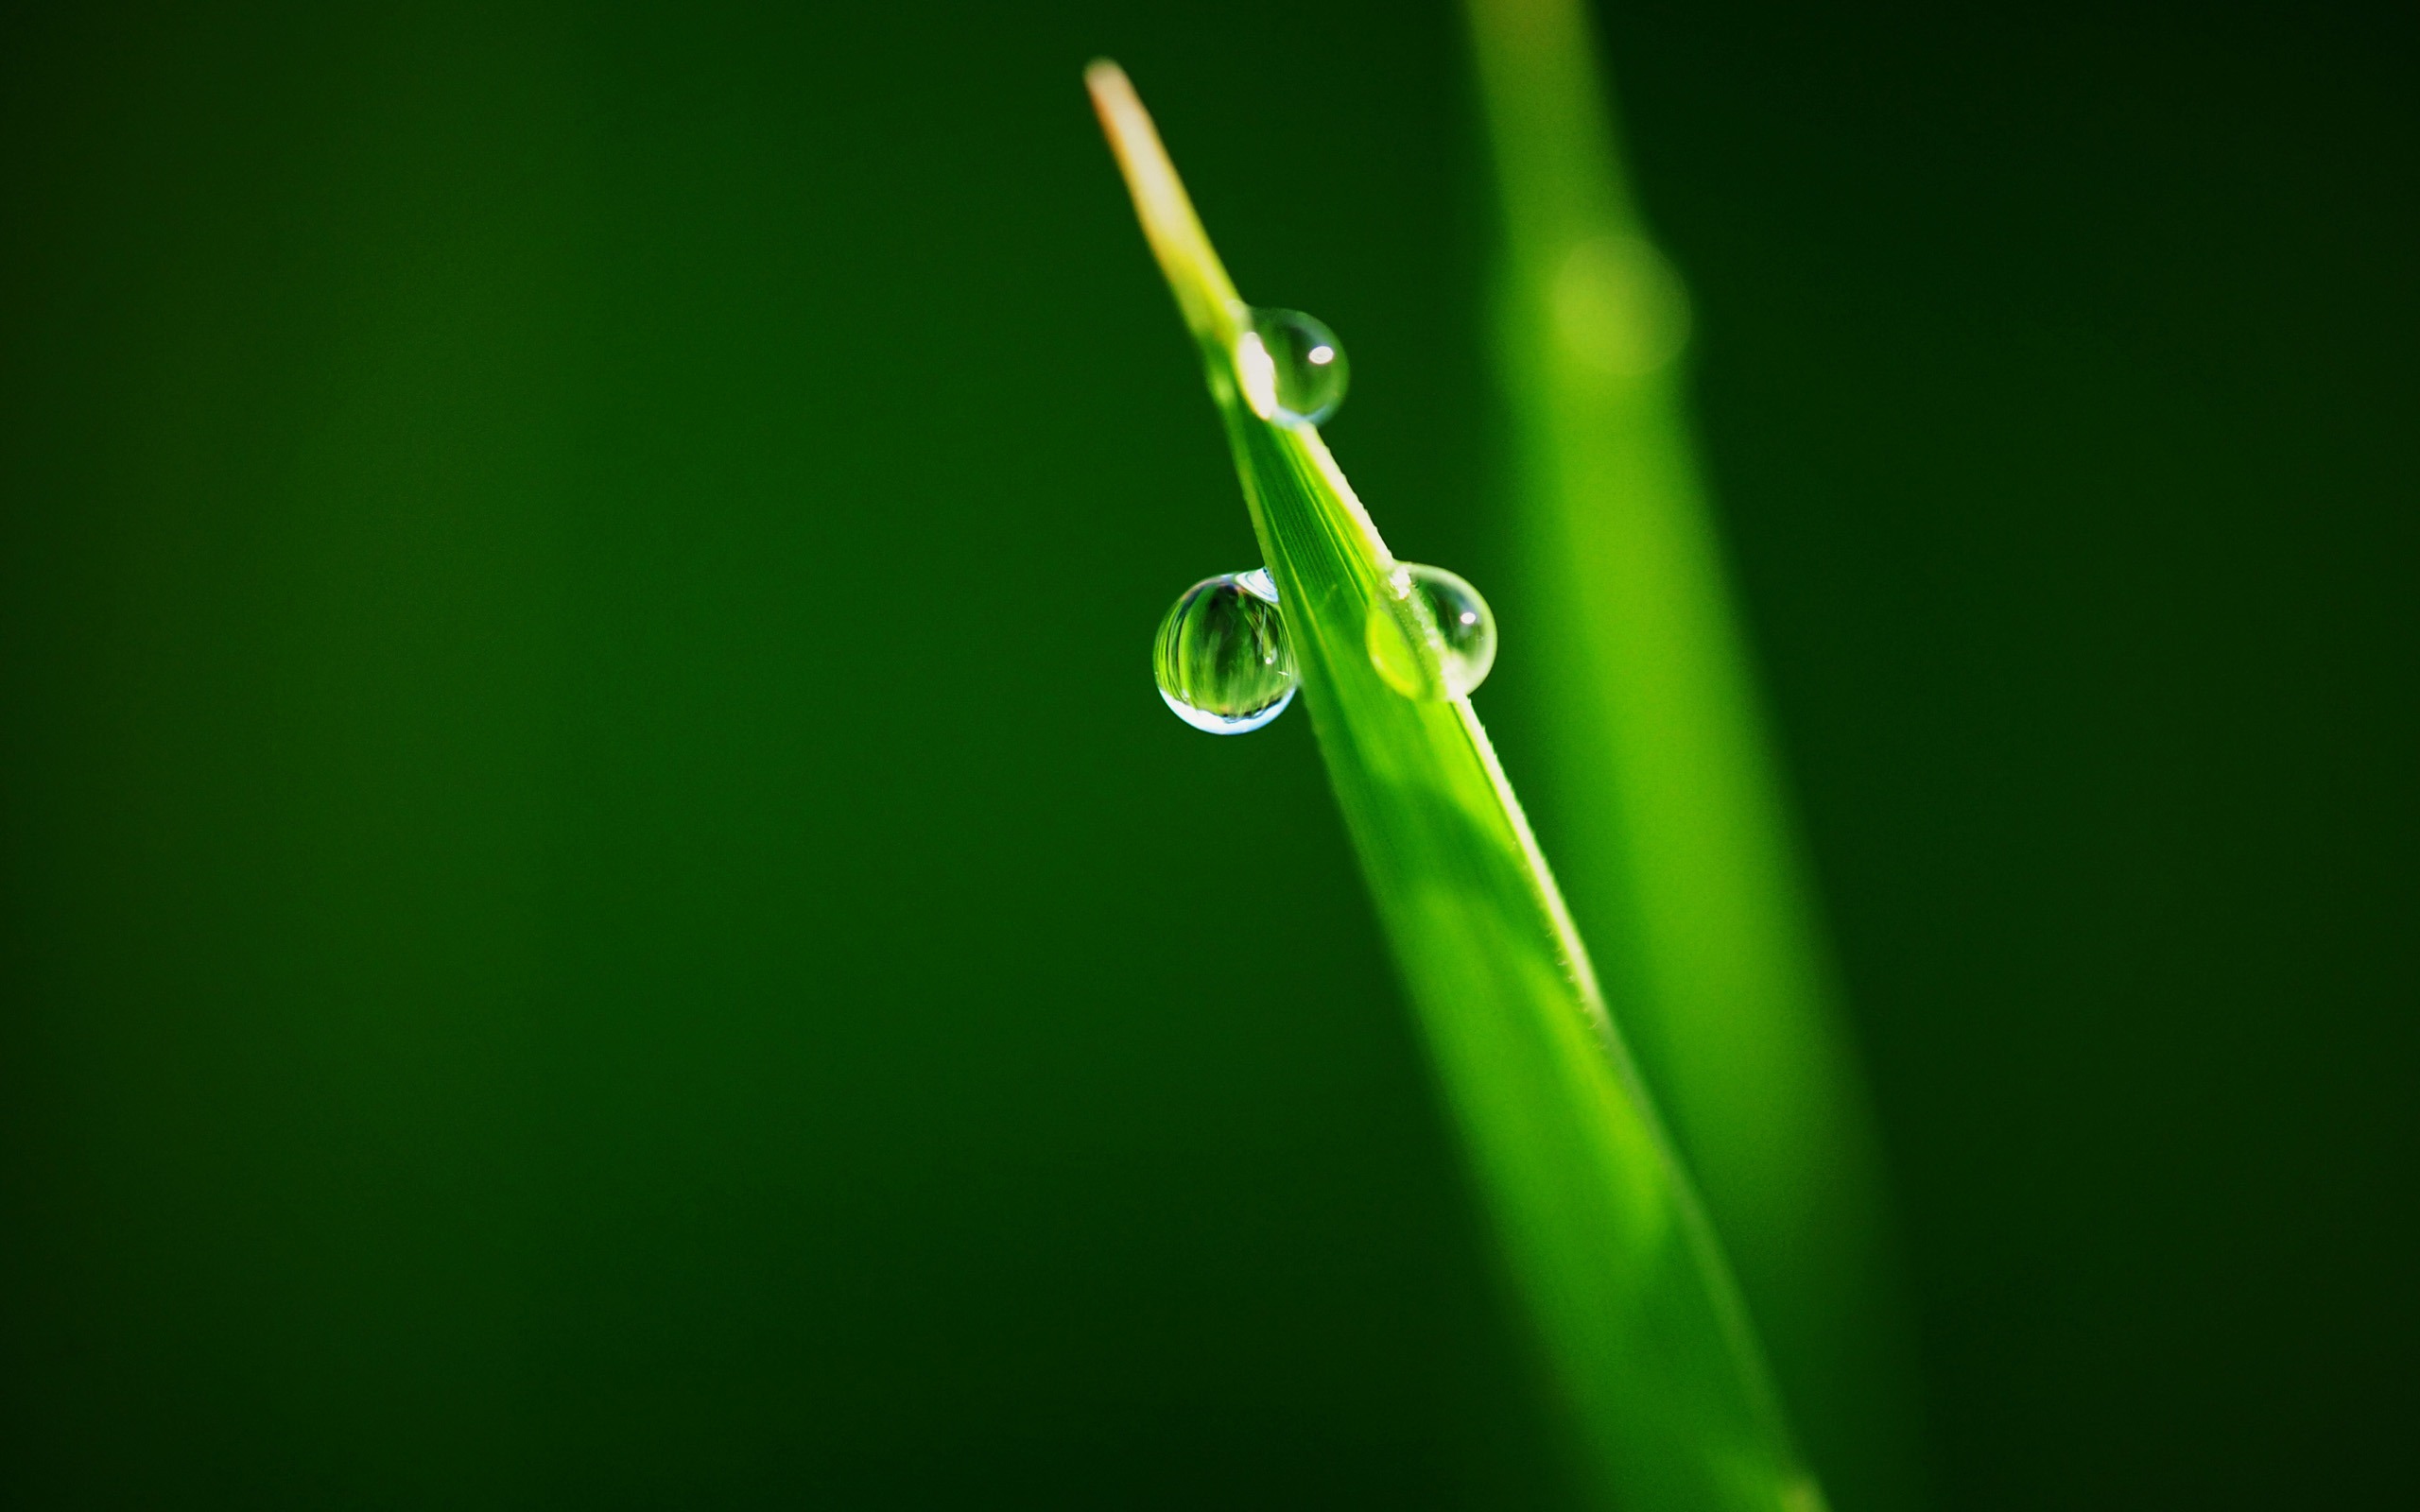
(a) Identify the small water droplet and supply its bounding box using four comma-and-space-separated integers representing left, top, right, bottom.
1551, 233, 1691, 377
1235, 307, 1350, 425
1365, 562, 1497, 700
1154, 569, 1297, 733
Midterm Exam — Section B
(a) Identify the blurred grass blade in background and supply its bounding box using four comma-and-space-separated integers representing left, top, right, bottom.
1462, 2, 1920, 1505
1089, 60, 1819, 1512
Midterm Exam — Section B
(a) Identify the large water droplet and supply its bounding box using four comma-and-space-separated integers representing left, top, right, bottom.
1365, 562, 1497, 700
1154, 569, 1298, 733
1235, 307, 1349, 426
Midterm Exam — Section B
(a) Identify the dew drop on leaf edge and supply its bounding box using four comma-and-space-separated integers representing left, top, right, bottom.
1236, 307, 1349, 426
1154, 568, 1298, 734
1365, 561, 1497, 701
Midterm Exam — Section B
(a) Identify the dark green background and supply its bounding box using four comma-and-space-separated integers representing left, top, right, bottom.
3, 1, 2411, 1506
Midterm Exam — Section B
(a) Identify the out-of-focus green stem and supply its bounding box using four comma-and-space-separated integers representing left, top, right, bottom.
1461, 3, 1923, 1507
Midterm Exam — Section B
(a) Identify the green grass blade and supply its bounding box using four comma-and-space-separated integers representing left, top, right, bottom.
1089, 61, 1821, 1512
1460, 4, 1919, 1506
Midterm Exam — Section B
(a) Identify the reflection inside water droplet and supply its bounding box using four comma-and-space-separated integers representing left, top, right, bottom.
1236, 307, 1350, 425
1365, 561, 1497, 700
1154, 569, 1297, 733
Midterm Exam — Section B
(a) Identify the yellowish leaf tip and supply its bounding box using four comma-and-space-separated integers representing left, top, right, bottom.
1083, 59, 1242, 340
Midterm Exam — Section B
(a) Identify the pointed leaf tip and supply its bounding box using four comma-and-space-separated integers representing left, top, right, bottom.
1084, 62, 1242, 342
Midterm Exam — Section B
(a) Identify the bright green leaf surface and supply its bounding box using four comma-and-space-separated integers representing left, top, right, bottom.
1090, 61, 1820, 1512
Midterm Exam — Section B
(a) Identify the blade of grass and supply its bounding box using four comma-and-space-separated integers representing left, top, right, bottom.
1460, 3, 1920, 1507
1089, 60, 1822, 1512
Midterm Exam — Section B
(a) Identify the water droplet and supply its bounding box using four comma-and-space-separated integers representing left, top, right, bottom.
1365, 562, 1497, 700
1551, 233, 1690, 377
1235, 307, 1349, 425
1154, 569, 1298, 733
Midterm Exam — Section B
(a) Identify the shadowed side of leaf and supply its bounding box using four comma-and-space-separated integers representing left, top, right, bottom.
1088, 61, 1820, 1512
1460, 3, 1922, 1508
